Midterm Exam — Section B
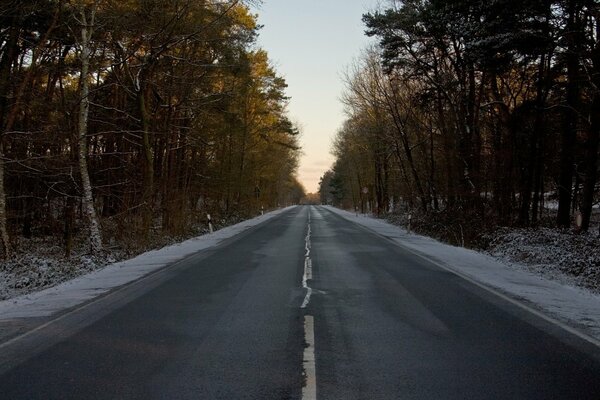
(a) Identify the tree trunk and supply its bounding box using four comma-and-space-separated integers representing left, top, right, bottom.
557, 2, 582, 228
490, 71, 513, 224
138, 80, 154, 234
458, 63, 478, 204
0, 141, 9, 258
579, 93, 599, 231
64, 196, 75, 258
579, 14, 600, 231
429, 122, 439, 211
520, 54, 548, 226
77, 6, 103, 253
392, 140, 414, 208
436, 91, 455, 208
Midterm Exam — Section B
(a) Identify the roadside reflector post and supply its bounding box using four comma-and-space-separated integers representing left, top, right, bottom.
407, 213, 412, 233
207, 213, 213, 233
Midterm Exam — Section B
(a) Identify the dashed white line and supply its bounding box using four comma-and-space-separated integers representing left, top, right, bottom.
301, 212, 313, 309
302, 315, 317, 400
301, 209, 317, 400
305, 216, 311, 257
301, 258, 313, 309
301, 288, 313, 309
304, 258, 313, 281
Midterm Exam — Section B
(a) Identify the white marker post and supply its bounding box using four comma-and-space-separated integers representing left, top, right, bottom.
207, 213, 213, 233
407, 213, 412, 233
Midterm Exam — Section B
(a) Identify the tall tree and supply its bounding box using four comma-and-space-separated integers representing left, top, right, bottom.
75, 0, 103, 253
557, 0, 585, 228
578, 1, 600, 231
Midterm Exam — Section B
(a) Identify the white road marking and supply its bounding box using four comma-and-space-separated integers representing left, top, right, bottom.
301, 209, 317, 399
301, 288, 313, 309
304, 258, 312, 281
301, 258, 313, 309
305, 219, 311, 257
302, 315, 317, 400
301, 211, 313, 309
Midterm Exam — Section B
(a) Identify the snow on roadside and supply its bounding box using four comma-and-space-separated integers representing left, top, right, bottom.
324, 206, 600, 341
0, 207, 295, 320
485, 227, 600, 293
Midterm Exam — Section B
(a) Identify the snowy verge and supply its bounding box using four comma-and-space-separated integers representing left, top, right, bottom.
0, 207, 296, 320
324, 206, 600, 342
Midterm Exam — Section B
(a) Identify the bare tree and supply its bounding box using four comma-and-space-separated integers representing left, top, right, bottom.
76, 1, 103, 253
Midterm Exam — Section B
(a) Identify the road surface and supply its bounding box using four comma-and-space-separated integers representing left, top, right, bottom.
0, 206, 599, 399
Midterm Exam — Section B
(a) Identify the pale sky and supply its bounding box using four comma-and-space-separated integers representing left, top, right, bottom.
253, 1, 380, 193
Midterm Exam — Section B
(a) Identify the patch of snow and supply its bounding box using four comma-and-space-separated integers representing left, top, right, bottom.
485, 227, 600, 293
0, 207, 296, 320
324, 206, 600, 342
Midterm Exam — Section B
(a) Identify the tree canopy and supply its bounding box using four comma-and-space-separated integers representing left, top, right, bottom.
322, 0, 599, 243
0, 0, 304, 257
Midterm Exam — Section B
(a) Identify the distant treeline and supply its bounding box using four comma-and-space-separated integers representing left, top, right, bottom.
321, 0, 599, 239
0, 0, 304, 257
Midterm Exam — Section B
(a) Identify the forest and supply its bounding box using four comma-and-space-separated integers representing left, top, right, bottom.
0, 0, 304, 260
320, 0, 600, 245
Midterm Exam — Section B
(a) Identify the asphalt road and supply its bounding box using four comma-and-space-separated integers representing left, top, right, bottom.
0, 206, 599, 399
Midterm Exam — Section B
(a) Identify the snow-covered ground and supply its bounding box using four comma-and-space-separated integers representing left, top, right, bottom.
0, 207, 295, 320
325, 206, 600, 343
486, 227, 600, 293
